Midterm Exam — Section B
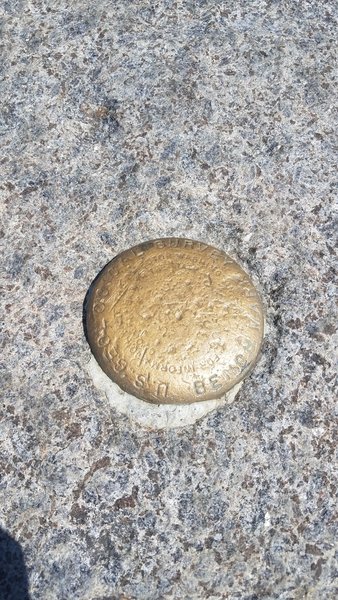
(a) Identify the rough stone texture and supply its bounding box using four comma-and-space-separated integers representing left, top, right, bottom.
1, 1, 337, 599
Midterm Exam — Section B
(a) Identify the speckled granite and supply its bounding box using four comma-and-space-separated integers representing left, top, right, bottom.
1, 1, 337, 598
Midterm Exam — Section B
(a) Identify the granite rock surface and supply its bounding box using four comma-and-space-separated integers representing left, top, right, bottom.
1, 1, 337, 598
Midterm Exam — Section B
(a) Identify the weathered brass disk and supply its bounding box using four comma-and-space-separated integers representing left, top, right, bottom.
85, 238, 264, 404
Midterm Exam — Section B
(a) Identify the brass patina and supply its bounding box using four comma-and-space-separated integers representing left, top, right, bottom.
85, 238, 264, 404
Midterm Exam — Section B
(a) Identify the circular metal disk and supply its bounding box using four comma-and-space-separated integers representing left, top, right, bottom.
85, 238, 264, 404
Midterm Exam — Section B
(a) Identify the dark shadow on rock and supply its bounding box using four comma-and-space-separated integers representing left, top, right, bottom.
0, 527, 30, 600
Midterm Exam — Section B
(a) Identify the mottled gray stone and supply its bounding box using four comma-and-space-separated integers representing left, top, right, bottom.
1, 1, 337, 599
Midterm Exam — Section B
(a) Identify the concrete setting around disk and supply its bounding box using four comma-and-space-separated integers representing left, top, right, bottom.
86, 355, 243, 430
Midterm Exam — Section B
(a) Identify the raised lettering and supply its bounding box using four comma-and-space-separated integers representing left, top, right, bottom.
112, 358, 127, 373
135, 374, 146, 388
209, 374, 222, 390
157, 383, 169, 398
194, 380, 206, 395
180, 239, 194, 248
235, 354, 245, 367
93, 301, 105, 313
